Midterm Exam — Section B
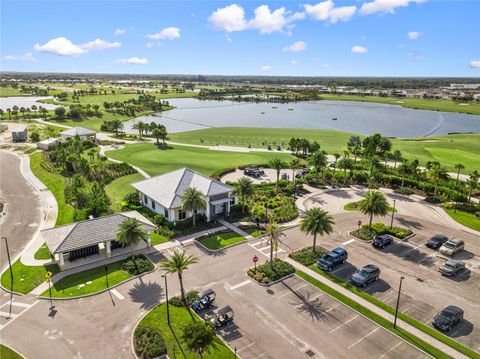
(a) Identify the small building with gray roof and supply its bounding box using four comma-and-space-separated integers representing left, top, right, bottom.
60, 126, 97, 143
132, 168, 236, 223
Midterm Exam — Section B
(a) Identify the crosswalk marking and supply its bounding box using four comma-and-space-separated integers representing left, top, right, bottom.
111, 289, 125, 300
0, 301, 31, 309
0, 300, 39, 331
229, 280, 252, 290
0, 311, 17, 318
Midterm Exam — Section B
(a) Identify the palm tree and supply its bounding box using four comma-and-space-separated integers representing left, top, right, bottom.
132, 120, 146, 139
264, 221, 286, 268
236, 177, 255, 212
160, 250, 198, 306
6, 108, 11, 120
116, 218, 148, 259
110, 119, 124, 136
398, 160, 411, 188
181, 187, 206, 227
358, 190, 390, 228
333, 153, 341, 175
391, 150, 402, 172
300, 208, 335, 252
454, 163, 465, 183
426, 164, 449, 197
269, 157, 286, 193
467, 170, 479, 202
87, 149, 96, 163
289, 158, 301, 185
308, 150, 328, 174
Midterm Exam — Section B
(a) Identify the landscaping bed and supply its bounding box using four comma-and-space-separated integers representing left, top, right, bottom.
136, 303, 233, 359
288, 246, 327, 266
343, 200, 397, 212
351, 223, 413, 241
41, 255, 153, 298
240, 225, 265, 238
247, 259, 295, 284
34, 242, 53, 260
197, 230, 246, 250
1, 260, 60, 294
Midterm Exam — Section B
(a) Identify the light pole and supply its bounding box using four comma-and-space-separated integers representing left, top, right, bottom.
393, 276, 405, 329
162, 274, 171, 326
104, 265, 109, 288
2, 236, 13, 283
390, 199, 397, 229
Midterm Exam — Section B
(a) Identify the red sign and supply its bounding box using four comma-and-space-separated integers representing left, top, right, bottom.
357, 220, 362, 226
252, 255, 259, 263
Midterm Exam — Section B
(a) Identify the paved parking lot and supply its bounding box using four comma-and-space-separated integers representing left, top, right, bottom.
279, 212, 480, 350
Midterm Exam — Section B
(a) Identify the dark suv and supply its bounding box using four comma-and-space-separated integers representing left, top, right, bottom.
316, 247, 348, 271
433, 306, 464, 332
350, 265, 380, 287
372, 234, 393, 249
426, 235, 448, 250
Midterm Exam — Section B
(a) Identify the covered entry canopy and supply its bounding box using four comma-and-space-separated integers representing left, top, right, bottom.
40, 211, 156, 255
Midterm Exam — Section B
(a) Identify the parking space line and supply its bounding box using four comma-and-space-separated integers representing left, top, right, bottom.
342, 239, 356, 246
377, 341, 403, 359
328, 314, 359, 334
0, 301, 30, 309
0, 311, 17, 318
347, 327, 380, 349
237, 342, 255, 352
324, 303, 341, 313
229, 280, 252, 290
110, 289, 125, 300
253, 353, 267, 359
277, 283, 308, 298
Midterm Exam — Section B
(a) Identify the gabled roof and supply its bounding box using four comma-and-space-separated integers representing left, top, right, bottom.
40, 211, 156, 254
60, 126, 97, 137
132, 168, 234, 209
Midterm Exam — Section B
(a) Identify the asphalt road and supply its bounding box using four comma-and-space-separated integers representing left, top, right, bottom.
0, 151, 43, 269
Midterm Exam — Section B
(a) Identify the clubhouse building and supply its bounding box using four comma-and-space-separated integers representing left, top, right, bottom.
132, 168, 236, 223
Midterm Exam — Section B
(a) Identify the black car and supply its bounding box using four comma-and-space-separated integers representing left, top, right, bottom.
317, 247, 348, 271
372, 234, 393, 249
433, 306, 464, 332
426, 235, 448, 250
350, 264, 380, 287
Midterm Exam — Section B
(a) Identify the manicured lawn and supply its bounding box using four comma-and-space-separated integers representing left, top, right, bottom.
198, 231, 246, 250
105, 173, 145, 212
0, 86, 33, 97
301, 266, 479, 359
320, 94, 480, 115
106, 143, 294, 177
137, 303, 233, 358
344, 201, 397, 212
445, 208, 480, 232
34, 242, 53, 260
0, 344, 24, 359
150, 232, 170, 246
1, 259, 60, 294
30, 152, 74, 225
42, 259, 133, 298
241, 226, 265, 238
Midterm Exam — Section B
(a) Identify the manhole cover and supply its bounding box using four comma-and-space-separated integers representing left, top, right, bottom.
305, 349, 315, 357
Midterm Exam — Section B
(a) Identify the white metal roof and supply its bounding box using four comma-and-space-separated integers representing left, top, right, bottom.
60, 126, 97, 137
132, 168, 234, 209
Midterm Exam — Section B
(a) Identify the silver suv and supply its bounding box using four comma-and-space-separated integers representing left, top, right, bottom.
439, 239, 464, 256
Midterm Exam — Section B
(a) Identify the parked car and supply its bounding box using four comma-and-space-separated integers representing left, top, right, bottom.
439, 239, 465, 256
190, 288, 216, 312
209, 305, 234, 328
317, 247, 348, 271
372, 234, 393, 249
350, 264, 380, 287
433, 306, 464, 332
438, 260, 465, 277
426, 235, 449, 250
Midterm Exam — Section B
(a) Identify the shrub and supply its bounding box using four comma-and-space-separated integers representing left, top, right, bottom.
289, 246, 327, 266
181, 321, 216, 355
169, 290, 198, 307
354, 223, 413, 240
394, 187, 414, 195
123, 192, 140, 206
134, 327, 166, 359
187, 290, 199, 304
30, 131, 40, 142
247, 259, 295, 284
425, 196, 444, 204
122, 255, 154, 276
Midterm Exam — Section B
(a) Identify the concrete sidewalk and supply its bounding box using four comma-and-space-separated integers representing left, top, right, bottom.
284, 257, 471, 359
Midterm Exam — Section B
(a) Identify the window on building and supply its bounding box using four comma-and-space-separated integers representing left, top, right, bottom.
164, 209, 169, 218
143, 194, 147, 204
230, 198, 235, 205
178, 209, 186, 220
152, 201, 156, 209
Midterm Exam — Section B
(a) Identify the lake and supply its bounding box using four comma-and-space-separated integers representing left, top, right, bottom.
0, 96, 58, 111
125, 98, 480, 138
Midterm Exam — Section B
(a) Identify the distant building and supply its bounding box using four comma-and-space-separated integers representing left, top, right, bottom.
37, 138, 60, 151
60, 126, 97, 142
12, 125, 28, 142
448, 84, 480, 90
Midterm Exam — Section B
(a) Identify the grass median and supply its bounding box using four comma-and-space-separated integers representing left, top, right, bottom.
1, 260, 60, 294
0, 344, 24, 359
303, 265, 480, 359
445, 208, 480, 232
198, 230, 246, 250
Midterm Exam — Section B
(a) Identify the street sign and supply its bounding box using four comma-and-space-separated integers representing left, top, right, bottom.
45, 271, 53, 280
252, 255, 258, 263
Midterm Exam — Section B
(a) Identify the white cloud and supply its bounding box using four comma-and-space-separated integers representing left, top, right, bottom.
81, 38, 121, 51
2, 52, 36, 61
115, 57, 149, 65
147, 27, 181, 40
34, 37, 87, 56
352, 45, 368, 53
283, 41, 307, 52
146, 42, 155, 48
115, 28, 126, 36
209, 4, 248, 32
360, 0, 423, 15
407, 52, 426, 61
469, 60, 480, 68
303, 1, 356, 23
260, 65, 272, 72
408, 31, 422, 39
291, 59, 298, 64
208, 4, 303, 34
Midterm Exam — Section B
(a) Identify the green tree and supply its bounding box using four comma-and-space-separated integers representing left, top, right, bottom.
299, 208, 335, 252
358, 190, 390, 228
347, 136, 362, 164
265, 221, 286, 268
87, 182, 111, 218
30, 131, 40, 142
333, 153, 341, 175
391, 150, 403, 171
467, 170, 479, 202
454, 163, 465, 183
133, 120, 146, 139
289, 157, 301, 185
159, 250, 198, 306
54, 106, 66, 119
308, 150, 328, 174
236, 177, 255, 212
151, 125, 168, 145
426, 164, 449, 197
181, 187, 206, 227
110, 119, 124, 136
181, 321, 216, 357
269, 157, 286, 193
116, 217, 148, 259
87, 149, 97, 163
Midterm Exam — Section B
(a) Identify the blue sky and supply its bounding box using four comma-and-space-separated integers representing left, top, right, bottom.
1, 0, 479, 76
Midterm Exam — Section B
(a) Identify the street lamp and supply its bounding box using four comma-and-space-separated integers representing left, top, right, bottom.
2, 236, 13, 283
393, 276, 405, 329
104, 265, 109, 288
390, 199, 397, 229
162, 274, 171, 326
